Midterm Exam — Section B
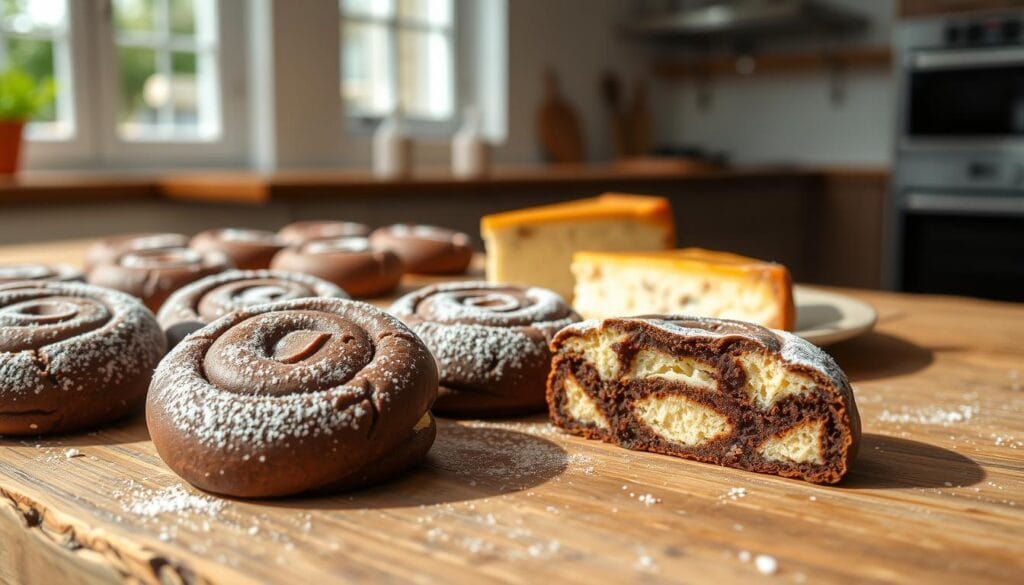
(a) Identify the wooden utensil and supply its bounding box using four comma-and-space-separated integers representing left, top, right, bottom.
600, 71, 631, 158
537, 68, 585, 164
627, 79, 654, 157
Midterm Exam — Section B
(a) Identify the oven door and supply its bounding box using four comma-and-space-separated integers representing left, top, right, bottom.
901, 192, 1024, 301
907, 47, 1024, 140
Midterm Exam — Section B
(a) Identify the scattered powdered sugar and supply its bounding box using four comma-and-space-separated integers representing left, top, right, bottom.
63, 448, 82, 459
635, 547, 658, 572
722, 487, 747, 501
876, 403, 979, 426
118, 483, 226, 518
755, 554, 779, 575
738, 550, 752, 562
636, 493, 661, 506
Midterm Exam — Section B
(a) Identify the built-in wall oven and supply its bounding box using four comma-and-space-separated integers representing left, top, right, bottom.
892, 13, 1024, 302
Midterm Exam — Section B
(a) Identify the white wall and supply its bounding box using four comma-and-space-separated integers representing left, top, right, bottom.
651, 0, 897, 166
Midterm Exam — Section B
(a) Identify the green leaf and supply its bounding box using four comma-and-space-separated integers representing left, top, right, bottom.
0, 66, 57, 121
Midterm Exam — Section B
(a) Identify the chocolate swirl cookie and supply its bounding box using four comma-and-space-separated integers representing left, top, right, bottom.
0, 263, 83, 284
147, 298, 438, 498
277, 220, 371, 246
547, 316, 861, 483
158, 269, 349, 347
190, 228, 286, 270
87, 247, 232, 311
270, 237, 403, 298
369, 224, 473, 274
84, 233, 189, 271
0, 282, 166, 435
390, 281, 580, 416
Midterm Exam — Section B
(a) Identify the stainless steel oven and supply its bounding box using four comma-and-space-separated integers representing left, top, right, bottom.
907, 46, 1024, 140
891, 12, 1024, 302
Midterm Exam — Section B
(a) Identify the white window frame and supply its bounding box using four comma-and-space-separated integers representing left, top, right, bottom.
23, 0, 248, 170
0, 0, 75, 142
340, 0, 459, 137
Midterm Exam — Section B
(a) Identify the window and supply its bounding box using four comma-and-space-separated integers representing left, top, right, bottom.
111, 0, 220, 141
341, 0, 455, 124
0, 0, 73, 140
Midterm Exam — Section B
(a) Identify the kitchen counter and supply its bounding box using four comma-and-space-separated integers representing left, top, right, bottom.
0, 164, 890, 289
1, 239, 1021, 585
0, 164, 888, 206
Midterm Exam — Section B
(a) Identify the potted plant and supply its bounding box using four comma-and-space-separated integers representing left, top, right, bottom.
0, 67, 56, 175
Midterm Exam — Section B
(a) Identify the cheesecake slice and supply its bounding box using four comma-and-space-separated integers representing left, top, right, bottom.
572, 248, 795, 330
480, 193, 675, 301
546, 316, 861, 484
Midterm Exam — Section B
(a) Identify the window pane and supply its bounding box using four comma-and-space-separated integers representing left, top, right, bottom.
397, 29, 452, 119
118, 46, 159, 134
168, 0, 194, 35
170, 51, 197, 130
113, 0, 155, 34
6, 37, 55, 122
397, 0, 451, 27
342, 21, 393, 115
342, 0, 393, 19
2, 0, 66, 32
114, 0, 220, 141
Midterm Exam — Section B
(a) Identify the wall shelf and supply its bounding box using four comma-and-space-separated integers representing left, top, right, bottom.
652, 47, 892, 80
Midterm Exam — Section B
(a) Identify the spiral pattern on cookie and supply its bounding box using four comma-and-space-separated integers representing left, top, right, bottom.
0, 263, 83, 284
190, 228, 286, 270
390, 281, 580, 416
157, 269, 349, 346
84, 232, 189, 270
0, 281, 166, 435
277, 220, 371, 246
147, 297, 438, 497
369, 224, 473, 274
87, 247, 232, 311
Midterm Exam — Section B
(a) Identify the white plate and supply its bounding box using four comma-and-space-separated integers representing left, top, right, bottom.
794, 286, 877, 346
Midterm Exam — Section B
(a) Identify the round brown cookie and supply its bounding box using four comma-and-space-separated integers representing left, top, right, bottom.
0, 281, 166, 435
270, 237, 403, 298
277, 220, 372, 246
146, 297, 438, 498
158, 269, 349, 347
84, 233, 189, 271
0, 263, 83, 284
190, 228, 286, 270
369, 224, 473, 274
390, 281, 580, 417
87, 248, 233, 312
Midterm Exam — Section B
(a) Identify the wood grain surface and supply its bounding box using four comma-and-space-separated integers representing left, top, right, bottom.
1, 240, 1022, 585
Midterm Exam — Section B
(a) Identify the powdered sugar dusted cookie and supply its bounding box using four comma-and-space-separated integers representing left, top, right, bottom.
147, 297, 437, 497
391, 281, 580, 417
0, 281, 165, 435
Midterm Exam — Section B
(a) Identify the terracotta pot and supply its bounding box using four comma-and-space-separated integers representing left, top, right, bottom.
0, 120, 25, 175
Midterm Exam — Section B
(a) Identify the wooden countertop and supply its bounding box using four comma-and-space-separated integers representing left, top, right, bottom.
2, 239, 1021, 584
0, 164, 890, 206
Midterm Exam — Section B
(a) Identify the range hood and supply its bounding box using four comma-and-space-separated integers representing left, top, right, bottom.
626, 0, 868, 40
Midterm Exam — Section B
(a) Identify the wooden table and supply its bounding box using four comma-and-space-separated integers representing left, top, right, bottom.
1, 240, 1022, 584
